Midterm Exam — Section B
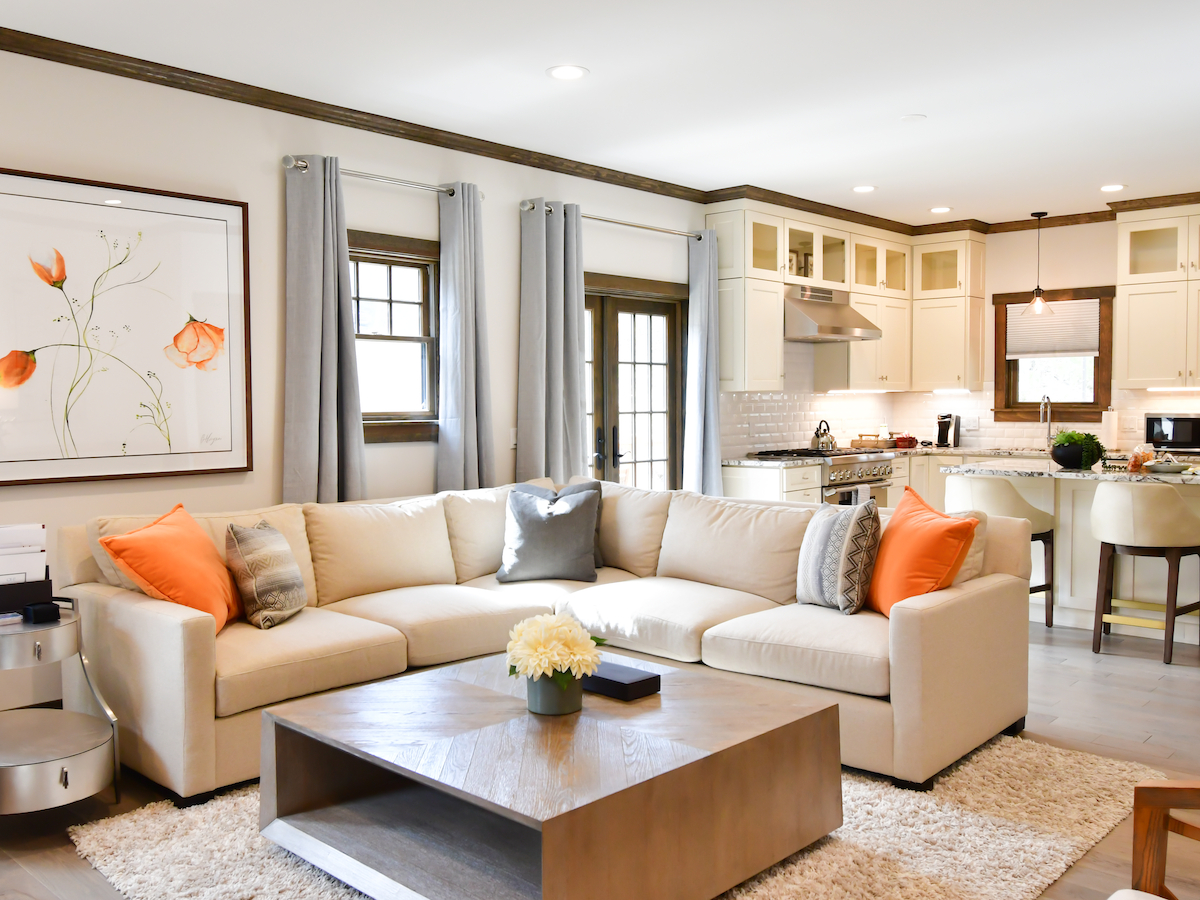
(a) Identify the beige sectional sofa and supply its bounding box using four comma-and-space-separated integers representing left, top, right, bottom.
56, 479, 1032, 797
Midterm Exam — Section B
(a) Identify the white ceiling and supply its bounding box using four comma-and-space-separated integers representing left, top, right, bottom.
5, 0, 1200, 225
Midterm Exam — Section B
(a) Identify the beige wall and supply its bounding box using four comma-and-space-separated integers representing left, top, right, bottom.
0, 50, 702, 563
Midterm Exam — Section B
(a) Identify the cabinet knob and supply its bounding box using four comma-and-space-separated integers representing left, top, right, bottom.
958, 280, 962, 288
956, 375, 961, 381
1182, 263, 1186, 270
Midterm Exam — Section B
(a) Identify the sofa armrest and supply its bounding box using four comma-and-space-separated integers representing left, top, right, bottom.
60, 583, 218, 797
888, 573, 1029, 783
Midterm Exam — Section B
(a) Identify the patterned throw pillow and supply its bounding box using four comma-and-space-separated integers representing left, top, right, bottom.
226, 521, 308, 629
796, 500, 881, 614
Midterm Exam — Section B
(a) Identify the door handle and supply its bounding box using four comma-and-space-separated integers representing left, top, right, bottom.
611, 425, 627, 468
593, 426, 606, 470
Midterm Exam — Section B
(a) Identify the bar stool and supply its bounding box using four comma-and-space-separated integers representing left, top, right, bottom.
946, 474, 1056, 626
1091, 481, 1200, 664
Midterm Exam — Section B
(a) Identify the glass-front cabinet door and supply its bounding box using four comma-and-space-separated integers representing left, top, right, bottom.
851, 236, 910, 299
1118, 218, 1190, 285
744, 211, 784, 281
783, 220, 848, 289
914, 241, 965, 299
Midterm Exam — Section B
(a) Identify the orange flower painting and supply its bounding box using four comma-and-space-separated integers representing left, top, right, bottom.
0, 350, 36, 388
29, 249, 66, 288
165, 316, 225, 372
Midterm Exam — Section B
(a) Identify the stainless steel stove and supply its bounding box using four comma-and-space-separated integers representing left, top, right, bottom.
750, 448, 896, 504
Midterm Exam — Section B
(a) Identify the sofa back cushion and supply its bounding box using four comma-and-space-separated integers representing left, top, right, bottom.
441, 486, 513, 583
303, 497, 457, 604
656, 492, 813, 604
87, 503, 317, 606
594, 482, 672, 578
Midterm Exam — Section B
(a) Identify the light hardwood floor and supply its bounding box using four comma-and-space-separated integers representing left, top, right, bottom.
1, 624, 1197, 900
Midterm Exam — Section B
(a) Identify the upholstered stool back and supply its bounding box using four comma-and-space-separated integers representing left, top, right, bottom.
946, 475, 1054, 534
1090, 481, 1200, 548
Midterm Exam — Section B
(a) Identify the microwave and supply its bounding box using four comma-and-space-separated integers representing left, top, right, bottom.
1145, 415, 1200, 450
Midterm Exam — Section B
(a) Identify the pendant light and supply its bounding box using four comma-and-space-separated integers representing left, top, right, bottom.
1022, 212, 1053, 316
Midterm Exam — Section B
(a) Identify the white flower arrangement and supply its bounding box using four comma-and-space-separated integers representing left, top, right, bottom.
507, 612, 606, 689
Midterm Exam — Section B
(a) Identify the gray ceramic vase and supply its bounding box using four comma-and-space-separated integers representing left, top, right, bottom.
526, 674, 583, 715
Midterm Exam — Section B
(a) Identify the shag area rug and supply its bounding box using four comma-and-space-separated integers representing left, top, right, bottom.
70, 736, 1160, 900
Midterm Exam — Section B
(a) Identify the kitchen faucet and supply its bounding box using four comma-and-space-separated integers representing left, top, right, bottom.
1039, 395, 1052, 448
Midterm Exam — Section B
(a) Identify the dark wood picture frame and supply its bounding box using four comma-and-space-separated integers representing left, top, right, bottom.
0, 166, 252, 486
992, 286, 1115, 423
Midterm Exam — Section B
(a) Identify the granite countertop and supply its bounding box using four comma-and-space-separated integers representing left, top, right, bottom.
722, 447, 1053, 468
940, 458, 1200, 484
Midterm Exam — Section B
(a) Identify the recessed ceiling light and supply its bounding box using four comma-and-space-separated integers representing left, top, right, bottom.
930, 206, 952, 214
853, 186, 875, 193
1100, 184, 1126, 192
547, 65, 589, 81
104, 199, 122, 205
899, 114, 927, 123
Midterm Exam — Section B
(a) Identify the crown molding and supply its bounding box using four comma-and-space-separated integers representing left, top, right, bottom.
3, 27, 1197, 237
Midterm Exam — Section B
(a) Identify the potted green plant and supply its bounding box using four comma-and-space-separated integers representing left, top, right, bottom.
1051, 430, 1105, 470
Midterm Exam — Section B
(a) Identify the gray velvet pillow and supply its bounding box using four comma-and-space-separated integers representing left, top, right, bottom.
496, 489, 600, 583
513, 480, 604, 566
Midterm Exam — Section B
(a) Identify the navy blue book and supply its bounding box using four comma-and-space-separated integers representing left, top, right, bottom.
581, 661, 661, 701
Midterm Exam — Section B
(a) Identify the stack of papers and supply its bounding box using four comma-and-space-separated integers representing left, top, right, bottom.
0, 524, 47, 585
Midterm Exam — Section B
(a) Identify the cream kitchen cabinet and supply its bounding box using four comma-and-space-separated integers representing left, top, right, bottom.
908, 455, 929, 500
910, 296, 985, 391
1190, 217, 1200, 280
851, 236, 910, 299
914, 240, 985, 299
813, 295, 911, 391
885, 457, 910, 508
784, 220, 849, 290
1113, 281, 1196, 389
926, 455, 965, 512
1118, 217, 1190, 285
705, 209, 786, 281
722, 463, 822, 503
718, 277, 785, 392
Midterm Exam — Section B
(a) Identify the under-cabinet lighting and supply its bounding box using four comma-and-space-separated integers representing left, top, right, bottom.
932, 389, 970, 395
1100, 184, 1126, 192
825, 389, 897, 394
1146, 387, 1200, 392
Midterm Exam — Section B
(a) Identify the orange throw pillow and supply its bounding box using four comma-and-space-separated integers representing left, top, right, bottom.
99, 504, 240, 633
867, 487, 978, 617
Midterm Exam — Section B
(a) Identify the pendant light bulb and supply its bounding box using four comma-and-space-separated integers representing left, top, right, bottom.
1022, 212, 1053, 317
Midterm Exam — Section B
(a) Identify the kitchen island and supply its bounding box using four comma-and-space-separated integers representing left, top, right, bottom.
941, 459, 1200, 642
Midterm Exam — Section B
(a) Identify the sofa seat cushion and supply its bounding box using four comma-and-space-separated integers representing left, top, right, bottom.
323, 585, 553, 668
464, 566, 639, 612
701, 603, 891, 697
562, 576, 776, 663
214, 607, 408, 717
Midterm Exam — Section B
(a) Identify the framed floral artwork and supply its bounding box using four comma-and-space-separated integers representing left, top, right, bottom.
0, 168, 251, 485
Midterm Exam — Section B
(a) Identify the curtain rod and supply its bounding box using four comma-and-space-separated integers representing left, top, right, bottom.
519, 200, 702, 240
282, 156, 483, 199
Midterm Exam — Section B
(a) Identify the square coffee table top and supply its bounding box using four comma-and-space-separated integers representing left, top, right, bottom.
266, 651, 836, 826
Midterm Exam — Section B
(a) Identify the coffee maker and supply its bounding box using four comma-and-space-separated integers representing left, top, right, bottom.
936, 414, 960, 448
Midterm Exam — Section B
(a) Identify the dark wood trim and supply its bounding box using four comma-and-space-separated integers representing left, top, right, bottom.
0, 166, 253, 486
993, 293, 1112, 423
1108, 191, 1200, 212
0, 27, 707, 204
985, 211, 1116, 233
347, 230, 438, 260
583, 272, 688, 301
909, 219, 992, 236
8, 26, 1199, 234
993, 285, 1116, 305
704, 185, 918, 236
363, 420, 438, 443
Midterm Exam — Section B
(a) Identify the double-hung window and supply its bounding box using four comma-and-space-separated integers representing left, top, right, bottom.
347, 231, 439, 441
993, 286, 1114, 422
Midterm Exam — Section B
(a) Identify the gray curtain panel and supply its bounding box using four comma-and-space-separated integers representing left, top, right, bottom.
437, 182, 495, 491
516, 199, 587, 484
282, 155, 366, 503
683, 229, 723, 495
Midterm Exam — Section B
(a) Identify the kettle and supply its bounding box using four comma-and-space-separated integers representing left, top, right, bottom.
810, 420, 837, 451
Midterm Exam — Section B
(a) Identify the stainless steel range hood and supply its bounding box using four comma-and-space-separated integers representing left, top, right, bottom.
784, 286, 881, 342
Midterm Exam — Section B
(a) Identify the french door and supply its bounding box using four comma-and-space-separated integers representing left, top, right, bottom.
585, 294, 684, 490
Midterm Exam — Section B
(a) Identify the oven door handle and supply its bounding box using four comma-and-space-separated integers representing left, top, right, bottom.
824, 480, 893, 498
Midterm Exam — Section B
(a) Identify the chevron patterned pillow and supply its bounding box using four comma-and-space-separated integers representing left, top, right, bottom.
226, 521, 308, 629
796, 499, 881, 614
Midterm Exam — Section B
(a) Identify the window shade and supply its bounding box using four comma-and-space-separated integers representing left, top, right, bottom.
1006, 298, 1099, 359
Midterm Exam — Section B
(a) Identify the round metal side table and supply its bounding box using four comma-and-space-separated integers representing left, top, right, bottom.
0, 607, 119, 814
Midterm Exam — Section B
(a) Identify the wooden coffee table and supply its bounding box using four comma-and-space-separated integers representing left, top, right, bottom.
260, 652, 841, 900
